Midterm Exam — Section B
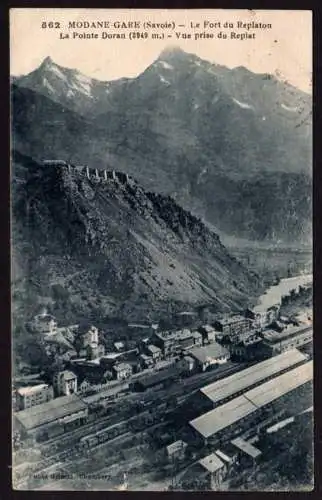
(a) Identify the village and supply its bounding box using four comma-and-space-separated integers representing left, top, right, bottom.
12, 277, 313, 490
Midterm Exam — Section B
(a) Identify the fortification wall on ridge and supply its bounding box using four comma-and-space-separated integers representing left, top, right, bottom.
42, 160, 132, 184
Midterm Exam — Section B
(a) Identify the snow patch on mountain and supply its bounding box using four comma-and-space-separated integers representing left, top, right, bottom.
48, 64, 69, 82
232, 98, 254, 110
70, 75, 92, 97
158, 60, 174, 70
159, 75, 170, 85
281, 103, 298, 112
43, 78, 55, 93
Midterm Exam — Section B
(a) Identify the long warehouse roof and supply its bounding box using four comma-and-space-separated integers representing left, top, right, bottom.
190, 395, 255, 439
14, 394, 87, 431
190, 360, 312, 439
245, 360, 313, 408
200, 349, 307, 405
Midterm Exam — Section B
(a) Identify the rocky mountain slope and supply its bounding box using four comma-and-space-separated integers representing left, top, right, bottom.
12, 47, 312, 244
11, 152, 261, 325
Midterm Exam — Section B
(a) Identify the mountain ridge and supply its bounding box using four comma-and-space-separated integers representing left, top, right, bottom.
12, 152, 261, 326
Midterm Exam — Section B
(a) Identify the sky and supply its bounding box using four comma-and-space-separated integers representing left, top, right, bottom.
10, 9, 312, 93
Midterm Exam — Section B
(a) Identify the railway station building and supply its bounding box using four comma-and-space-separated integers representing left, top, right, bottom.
184, 349, 307, 421
13, 394, 88, 441
188, 360, 312, 449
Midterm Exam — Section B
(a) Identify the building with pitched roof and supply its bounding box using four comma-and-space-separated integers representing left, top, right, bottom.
187, 342, 230, 371
112, 362, 133, 380
180, 453, 227, 490
189, 361, 312, 447
13, 394, 88, 440
16, 384, 54, 411
53, 370, 78, 396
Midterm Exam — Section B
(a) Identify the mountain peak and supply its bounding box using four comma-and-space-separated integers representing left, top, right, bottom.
158, 46, 191, 61
41, 56, 55, 67
160, 45, 185, 55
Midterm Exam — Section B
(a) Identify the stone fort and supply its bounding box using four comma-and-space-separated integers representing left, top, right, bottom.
42, 160, 133, 185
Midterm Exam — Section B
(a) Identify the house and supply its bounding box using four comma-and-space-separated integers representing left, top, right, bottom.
124, 358, 142, 374
214, 316, 254, 342
245, 304, 280, 329
188, 343, 230, 372
32, 310, 57, 335
16, 384, 54, 411
228, 337, 266, 361
178, 330, 195, 350
177, 355, 196, 374
86, 343, 105, 360
78, 379, 92, 394
140, 353, 154, 369
112, 363, 133, 380
198, 325, 217, 344
138, 337, 151, 354
99, 354, 122, 372
53, 370, 78, 396
151, 329, 195, 357
146, 344, 162, 361
166, 440, 188, 462
192, 331, 203, 346
180, 453, 227, 490
77, 324, 99, 348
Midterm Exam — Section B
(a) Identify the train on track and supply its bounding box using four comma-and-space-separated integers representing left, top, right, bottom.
78, 402, 169, 450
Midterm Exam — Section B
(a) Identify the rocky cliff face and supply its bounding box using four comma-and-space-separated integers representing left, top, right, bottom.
12, 152, 261, 325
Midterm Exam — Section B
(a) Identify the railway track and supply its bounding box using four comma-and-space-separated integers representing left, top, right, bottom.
15, 360, 251, 486
36, 361, 249, 455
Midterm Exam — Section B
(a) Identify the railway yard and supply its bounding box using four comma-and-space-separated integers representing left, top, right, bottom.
13, 349, 312, 491
12, 275, 313, 490
13, 360, 250, 489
